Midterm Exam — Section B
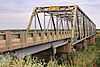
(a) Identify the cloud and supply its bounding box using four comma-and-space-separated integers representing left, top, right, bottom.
0, 0, 34, 13
0, 12, 31, 30
0, 0, 100, 29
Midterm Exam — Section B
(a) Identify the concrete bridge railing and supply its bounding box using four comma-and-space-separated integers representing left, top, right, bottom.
0, 31, 71, 52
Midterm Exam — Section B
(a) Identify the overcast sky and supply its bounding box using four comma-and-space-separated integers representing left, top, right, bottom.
0, 0, 100, 30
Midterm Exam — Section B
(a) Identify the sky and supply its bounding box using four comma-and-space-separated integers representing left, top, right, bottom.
0, 0, 100, 30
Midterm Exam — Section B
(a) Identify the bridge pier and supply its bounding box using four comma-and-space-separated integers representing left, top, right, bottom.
87, 35, 96, 45
57, 43, 72, 53
91, 35, 96, 45
56, 43, 75, 59
74, 35, 96, 50
51, 46, 57, 61
74, 40, 87, 50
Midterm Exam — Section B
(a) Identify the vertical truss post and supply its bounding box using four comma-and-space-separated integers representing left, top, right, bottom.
71, 5, 77, 43
35, 13, 36, 32
44, 12, 45, 32
86, 18, 88, 36
66, 19, 69, 31
84, 16, 87, 37
76, 10, 80, 39
56, 16, 58, 31
64, 18, 66, 31
83, 15, 85, 38
58, 17, 61, 31
61, 18, 64, 31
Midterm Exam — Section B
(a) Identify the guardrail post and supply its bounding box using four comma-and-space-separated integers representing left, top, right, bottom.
20, 31, 27, 47
47, 31, 50, 41
33, 32, 37, 44
41, 32, 45, 43
40, 32, 43, 43
52, 31, 56, 40
6, 31, 12, 50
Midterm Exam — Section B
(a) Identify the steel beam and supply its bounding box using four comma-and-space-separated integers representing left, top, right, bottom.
11, 39, 68, 57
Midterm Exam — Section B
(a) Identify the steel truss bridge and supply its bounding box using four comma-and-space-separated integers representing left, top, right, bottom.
0, 5, 96, 58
